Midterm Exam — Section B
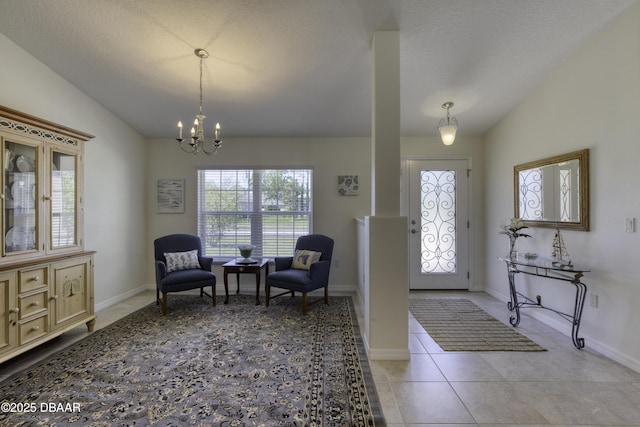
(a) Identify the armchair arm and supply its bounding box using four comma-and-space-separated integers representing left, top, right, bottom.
155, 260, 167, 284
274, 256, 294, 271
199, 256, 214, 271
309, 260, 331, 286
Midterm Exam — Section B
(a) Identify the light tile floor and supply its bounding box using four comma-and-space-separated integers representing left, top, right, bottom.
1, 290, 639, 427
372, 291, 640, 427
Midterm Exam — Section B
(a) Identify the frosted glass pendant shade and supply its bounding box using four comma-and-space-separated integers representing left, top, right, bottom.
437, 101, 458, 146
438, 123, 457, 146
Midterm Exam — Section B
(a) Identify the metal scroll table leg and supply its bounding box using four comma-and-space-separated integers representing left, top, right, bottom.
507, 267, 521, 327
571, 280, 587, 349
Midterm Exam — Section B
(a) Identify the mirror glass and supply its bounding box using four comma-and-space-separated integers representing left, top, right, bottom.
514, 149, 589, 231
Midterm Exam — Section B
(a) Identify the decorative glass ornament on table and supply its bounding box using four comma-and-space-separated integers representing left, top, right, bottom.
237, 244, 257, 264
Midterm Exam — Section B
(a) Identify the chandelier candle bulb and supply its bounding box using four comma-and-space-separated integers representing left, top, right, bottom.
215, 123, 221, 141
177, 121, 183, 139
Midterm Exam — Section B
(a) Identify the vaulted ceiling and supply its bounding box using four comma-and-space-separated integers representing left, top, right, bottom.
0, 0, 635, 139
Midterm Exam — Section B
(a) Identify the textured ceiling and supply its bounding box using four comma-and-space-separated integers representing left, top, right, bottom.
0, 0, 635, 139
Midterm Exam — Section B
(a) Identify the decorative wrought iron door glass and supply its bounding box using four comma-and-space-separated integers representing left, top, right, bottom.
420, 170, 456, 274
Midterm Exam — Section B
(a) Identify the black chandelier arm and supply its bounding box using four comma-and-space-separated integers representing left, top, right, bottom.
176, 137, 222, 155
200, 139, 223, 156
176, 138, 199, 154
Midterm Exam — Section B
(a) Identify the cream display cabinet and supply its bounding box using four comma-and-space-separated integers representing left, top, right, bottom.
0, 105, 95, 364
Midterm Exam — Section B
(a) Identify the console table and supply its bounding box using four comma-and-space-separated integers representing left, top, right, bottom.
499, 254, 589, 349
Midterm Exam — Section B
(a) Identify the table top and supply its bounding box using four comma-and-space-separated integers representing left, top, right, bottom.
222, 258, 269, 268
498, 252, 590, 274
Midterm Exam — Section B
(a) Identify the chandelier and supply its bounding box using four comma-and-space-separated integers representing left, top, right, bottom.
437, 101, 458, 146
176, 48, 222, 155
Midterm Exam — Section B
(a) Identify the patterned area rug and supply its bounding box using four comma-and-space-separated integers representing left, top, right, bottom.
0, 295, 385, 426
409, 298, 546, 352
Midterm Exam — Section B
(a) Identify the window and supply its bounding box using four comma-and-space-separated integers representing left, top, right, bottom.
197, 168, 312, 258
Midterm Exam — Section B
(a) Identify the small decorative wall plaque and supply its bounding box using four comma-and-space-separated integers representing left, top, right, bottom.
157, 179, 185, 213
338, 175, 358, 196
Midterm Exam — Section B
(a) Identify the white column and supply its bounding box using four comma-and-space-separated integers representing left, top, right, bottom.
364, 31, 409, 360
371, 31, 401, 217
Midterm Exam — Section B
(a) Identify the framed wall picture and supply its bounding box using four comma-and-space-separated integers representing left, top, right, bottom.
157, 179, 184, 213
338, 175, 358, 196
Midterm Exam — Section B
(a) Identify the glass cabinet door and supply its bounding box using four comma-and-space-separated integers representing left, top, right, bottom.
3, 139, 38, 254
50, 150, 77, 249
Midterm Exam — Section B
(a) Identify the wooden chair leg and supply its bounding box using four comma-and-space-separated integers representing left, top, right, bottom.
162, 293, 168, 316
212, 285, 216, 306
200, 287, 204, 297
324, 286, 328, 304
265, 284, 270, 307
302, 293, 307, 315
156, 289, 160, 305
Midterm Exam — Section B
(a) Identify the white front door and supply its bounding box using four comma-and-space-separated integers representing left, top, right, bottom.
407, 159, 470, 289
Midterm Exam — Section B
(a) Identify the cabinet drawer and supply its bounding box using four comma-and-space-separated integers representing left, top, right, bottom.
19, 315, 48, 346
18, 291, 48, 320
18, 268, 47, 293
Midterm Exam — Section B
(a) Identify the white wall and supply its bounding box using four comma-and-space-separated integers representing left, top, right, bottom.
0, 34, 148, 308
145, 137, 372, 291
484, 3, 640, 370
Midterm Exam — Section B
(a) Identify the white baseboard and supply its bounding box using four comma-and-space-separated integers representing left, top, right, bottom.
95, 285, 151, 312
363, 334, 410, 360
583, 336, 640, 373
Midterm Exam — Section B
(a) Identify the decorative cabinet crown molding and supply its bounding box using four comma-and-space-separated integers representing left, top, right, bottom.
0, 105, 94, 144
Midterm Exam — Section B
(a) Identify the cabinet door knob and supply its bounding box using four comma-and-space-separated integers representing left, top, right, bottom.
9, 307, 20, 314
30, 301, 39, 307
43, 195, 51, 201
50, 295, 59, 300
31, 326, 40, 332
28, 276, 40, 282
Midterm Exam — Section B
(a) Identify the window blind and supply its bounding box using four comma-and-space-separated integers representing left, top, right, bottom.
197, 168, 312, 258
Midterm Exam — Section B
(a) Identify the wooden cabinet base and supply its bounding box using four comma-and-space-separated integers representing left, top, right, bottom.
0, 251, 95, 364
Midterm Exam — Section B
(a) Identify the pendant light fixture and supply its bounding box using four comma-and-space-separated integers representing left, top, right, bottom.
175, 48, 223, 155
437, 101, 458, 146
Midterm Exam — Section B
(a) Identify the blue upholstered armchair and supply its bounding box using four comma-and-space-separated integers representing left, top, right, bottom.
265, 234, 334, 315
154, 234, 216, 315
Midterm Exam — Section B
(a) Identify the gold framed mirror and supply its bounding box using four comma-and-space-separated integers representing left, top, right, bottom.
514, 149, 589, 231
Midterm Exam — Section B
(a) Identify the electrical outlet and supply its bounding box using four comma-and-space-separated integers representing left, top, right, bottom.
590, 294, 599, 308
625, 217, 636, 233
